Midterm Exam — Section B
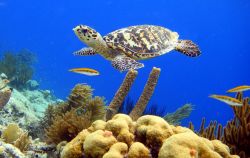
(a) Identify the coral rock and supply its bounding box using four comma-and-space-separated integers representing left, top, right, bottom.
60, 129, 90, 158
136, 115, 174, 146
87, 120, 107, 132
60, 114, 237, 158
105, 114, 135, 146
103, 142, 128, 158
83, 130, 117, 158
127, 142, 151, 158
158, 132, 238, 158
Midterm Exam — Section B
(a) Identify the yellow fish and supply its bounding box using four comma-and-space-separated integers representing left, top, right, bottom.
209, 94, 243, 106
69, 68, 100, 76
227, 85, 250, 93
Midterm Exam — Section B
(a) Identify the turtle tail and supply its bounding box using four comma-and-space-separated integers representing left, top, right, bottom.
175, 40, 201, 57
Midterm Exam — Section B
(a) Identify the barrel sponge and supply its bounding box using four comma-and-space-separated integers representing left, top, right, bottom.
103, 142, 128, 158
158, 131, 238, 158
105, 114, 135, 145
87, 120, 106, 132
60, 129, 90, 158
127, 142, 151, 158
83, 130, 117, 158
135, 115, 174, 146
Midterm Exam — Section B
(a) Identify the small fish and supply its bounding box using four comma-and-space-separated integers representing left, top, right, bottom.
69, 68, 100, 76
227, 85, 250, 93
209, 94, 243, 106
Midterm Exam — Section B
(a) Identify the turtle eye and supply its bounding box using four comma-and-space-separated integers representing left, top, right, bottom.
82, 29, 88, 34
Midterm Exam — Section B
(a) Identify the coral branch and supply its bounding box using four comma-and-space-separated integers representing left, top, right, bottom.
129, 67, 161, 121
106, 69, 138, 120
189, 91, 250, 157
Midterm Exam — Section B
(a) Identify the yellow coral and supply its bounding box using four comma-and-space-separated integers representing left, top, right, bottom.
1, 124, 24, 144
211, 140, 239, 158
127, 142, 151, 158
14, 132, 31, 152
60, 129, 90, 158
83, 130, 117, 158
0, 124, 31, 152
136, 115, 174, 146
158, 132, 239, 158
87, 120, 106, 132
103, 142, 128, 158
105, 114, 135, 145
61, 114, 238, 158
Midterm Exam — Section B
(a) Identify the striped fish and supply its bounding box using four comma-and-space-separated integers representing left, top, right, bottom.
227, 85, 250, 93
69, 68, 100, 76
209, 94, 243, 106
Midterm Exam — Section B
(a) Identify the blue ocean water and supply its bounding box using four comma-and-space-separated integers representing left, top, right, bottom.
0, 0, 249, 128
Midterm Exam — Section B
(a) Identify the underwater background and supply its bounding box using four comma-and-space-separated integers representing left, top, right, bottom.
0, 0, 250, 130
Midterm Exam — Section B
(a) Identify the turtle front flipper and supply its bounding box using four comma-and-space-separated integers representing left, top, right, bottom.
175, 40, 201, 57
73, 47, 97, 56
111, 55, 144, 72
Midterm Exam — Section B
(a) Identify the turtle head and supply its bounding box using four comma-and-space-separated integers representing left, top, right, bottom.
73, 25, 103, 48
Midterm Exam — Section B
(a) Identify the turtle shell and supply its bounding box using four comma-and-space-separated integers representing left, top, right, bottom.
103, 25, 179, 60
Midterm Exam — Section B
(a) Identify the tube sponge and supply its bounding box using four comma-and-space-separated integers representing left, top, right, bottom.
103, 142, 128, 158
106, 69, 138, 120
129, 67, 161, 120
83, 130, 117, 158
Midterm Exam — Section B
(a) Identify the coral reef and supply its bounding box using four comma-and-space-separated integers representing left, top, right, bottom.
59, 114, 238, 158
163, 103, 194, 125
0, 73, 61, 141
189, 91, 250, 158
0, 50, 36, 90
0, 85, 60, 130
43, 84, 106, 144
0, 123, 56, 158
1, 123, 31, 152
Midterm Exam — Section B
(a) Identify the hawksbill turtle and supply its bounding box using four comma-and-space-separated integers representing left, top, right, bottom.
73, 25, 201, 72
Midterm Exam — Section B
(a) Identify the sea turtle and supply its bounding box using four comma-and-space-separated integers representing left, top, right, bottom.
73, 25, 201, 72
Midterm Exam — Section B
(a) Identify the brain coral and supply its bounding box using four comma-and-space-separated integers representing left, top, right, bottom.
60, 114, 239, 158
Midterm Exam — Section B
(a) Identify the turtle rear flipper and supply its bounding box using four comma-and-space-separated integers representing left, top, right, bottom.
111, 55, 144, 72
175, 40, 201, 57
73, 47, 97, 56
